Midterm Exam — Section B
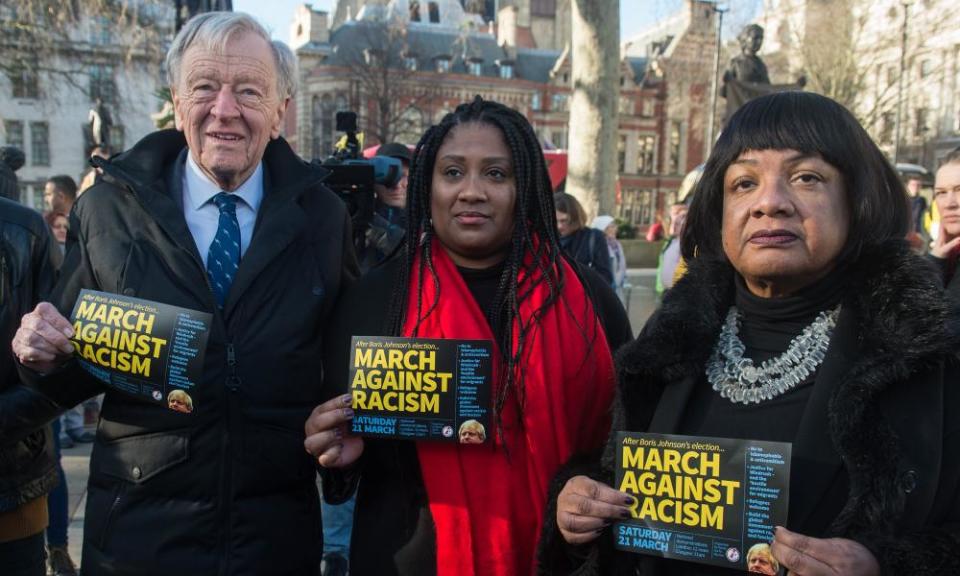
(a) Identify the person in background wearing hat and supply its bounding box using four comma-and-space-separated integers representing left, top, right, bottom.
360, 142, 411, 271
592, 215, 628, 304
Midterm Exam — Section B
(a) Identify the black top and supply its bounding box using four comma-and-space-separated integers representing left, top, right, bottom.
667, 268, 847, 575
457, 262, 506, 330
679, 267, 846, 442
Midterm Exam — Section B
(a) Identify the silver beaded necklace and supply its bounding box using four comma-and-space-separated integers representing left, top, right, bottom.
706, 304, 841, 405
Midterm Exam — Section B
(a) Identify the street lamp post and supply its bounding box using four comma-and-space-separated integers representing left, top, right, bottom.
893, 0, 913, 163
706, 3, 728, 158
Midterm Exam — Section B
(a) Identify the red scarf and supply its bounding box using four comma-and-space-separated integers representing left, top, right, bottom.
404, 242, 616, 576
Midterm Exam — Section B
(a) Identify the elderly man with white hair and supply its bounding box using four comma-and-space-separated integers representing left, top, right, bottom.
11, 12, 357, 576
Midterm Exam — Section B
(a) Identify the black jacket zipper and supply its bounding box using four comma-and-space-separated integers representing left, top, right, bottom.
97, 161, 242, 576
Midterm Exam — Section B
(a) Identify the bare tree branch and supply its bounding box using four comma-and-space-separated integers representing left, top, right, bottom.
337, 16, 440, 144
0, 1, 171, 111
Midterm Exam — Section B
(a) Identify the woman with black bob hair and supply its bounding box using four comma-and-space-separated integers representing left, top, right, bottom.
305, 96, 631, 576
540, 91, 960, 575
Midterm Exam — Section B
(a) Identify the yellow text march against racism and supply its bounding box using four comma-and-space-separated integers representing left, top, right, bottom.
349, 336, 492, 442
614, 432, 791, 572
70, 290, 212, 413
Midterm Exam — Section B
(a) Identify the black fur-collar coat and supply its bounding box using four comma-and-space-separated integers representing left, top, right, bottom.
539, 242, 960, 575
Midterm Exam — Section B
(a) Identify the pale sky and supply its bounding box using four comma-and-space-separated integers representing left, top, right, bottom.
233, 0, 689, 46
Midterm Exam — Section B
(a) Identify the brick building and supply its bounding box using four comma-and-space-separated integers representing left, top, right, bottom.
290, 0, 716, 229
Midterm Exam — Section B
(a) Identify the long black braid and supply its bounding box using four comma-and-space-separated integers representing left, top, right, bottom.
386, 96, 569, 443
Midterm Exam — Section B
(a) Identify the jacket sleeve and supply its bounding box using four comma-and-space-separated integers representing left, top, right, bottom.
18, 203, 105, 408
853, 467, 960, 576
538, 391, 634, 575
0, 222, 66, 443
537, 450, 618, 576
855, 364, 960, 576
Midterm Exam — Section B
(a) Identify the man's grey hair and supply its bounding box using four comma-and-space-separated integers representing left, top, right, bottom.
165, 12, 298, 99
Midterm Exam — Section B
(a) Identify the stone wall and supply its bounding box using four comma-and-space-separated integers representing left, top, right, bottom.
621, 239, 664, 268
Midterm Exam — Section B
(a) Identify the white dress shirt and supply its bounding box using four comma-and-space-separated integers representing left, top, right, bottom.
182, 153, 263, 268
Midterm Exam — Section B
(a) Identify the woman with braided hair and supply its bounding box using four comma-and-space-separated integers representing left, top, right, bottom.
305, 96, 632, 576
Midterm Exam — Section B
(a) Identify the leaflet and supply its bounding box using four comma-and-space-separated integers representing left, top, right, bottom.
614, 432, 791, 573
69, 289, 212, 413
348, 336, 492, 443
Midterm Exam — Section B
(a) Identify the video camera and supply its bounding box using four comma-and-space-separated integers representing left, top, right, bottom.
317, 111, 403, 253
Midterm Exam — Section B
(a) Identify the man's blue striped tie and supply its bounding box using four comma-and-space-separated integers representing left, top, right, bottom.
206, 192, 241, 308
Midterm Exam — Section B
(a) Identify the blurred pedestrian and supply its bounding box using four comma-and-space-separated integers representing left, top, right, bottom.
644, 216, 664, 242
555, 192, 614, 285
591, 214, 627, 303
358, 142, 410, 272
43, 176, 77, 217
0, 196, 61, 576
930, 147, 960, 300
906, 176, 931, 253
656, 202, 688, 296
43, 212, 69, 251
907, 176, 927, 233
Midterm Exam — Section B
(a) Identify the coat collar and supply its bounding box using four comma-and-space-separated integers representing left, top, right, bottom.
617, 241, 956, 535
93, 130, 329, 200
92, 130, 330, 318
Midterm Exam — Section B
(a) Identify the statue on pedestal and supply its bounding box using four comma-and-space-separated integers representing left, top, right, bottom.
721, 24, 804, 124
174, 0, 234, 32
0, 146, 25, 201
88, 97, 113, 150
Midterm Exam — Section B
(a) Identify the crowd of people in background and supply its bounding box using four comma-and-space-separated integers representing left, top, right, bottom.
3, 9, 960, 576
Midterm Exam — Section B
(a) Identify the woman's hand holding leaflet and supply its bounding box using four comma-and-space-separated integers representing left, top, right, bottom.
556, 475, 636, 545
305, 394, 364, 468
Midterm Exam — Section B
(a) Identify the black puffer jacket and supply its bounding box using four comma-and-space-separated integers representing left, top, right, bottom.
21, 131, 358, 576
539, 243, 960, 575
0, 196, 60, 513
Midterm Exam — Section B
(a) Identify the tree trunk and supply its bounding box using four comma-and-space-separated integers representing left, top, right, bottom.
567, 0, 620, 220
